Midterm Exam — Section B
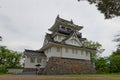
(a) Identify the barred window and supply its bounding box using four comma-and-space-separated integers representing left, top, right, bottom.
65, 48, 68, 53
57, 47, 61, 52
37, 58, 41, 63
30, 57, 35, 63
86, 52, 89, 56
72, 49, 74, 53
75, 49, 78, 54
81, 50, 83, 55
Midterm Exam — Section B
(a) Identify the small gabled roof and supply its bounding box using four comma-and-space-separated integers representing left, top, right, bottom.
62, 32, 83, 46
62, 31, 86, 42
45, 33, 53, 42
24, 49, 46, 57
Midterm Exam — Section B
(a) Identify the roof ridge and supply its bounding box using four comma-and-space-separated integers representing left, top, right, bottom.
25, 49, 41, 52
57, 17, 73, 24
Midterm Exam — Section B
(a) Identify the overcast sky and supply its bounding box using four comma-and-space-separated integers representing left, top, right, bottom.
0, 0, 120, 56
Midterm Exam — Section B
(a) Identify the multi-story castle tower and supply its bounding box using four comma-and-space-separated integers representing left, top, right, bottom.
24, 16, 96, 74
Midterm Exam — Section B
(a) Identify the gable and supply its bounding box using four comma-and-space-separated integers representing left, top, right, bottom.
43, 38, 48, 46
43, 35, 49, 46
54, 35, 66, 42
64, 32, 82, 47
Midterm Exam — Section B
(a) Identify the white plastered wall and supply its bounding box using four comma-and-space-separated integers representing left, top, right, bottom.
44, 46, 90, 61
24, 56, 47, 68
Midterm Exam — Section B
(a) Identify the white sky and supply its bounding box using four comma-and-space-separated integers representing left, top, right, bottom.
0, 0, 119, 56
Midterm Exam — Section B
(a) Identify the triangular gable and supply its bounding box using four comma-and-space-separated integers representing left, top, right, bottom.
43, 33, 51, 46
43, 37, 48, 46
63, 32, 82, 47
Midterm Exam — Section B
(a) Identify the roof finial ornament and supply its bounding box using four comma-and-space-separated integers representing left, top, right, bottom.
57, 14, 59, 19
70, 19, 73, 24
0, 36, 2, 41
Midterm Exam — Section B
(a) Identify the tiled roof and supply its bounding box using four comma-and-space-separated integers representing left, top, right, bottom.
56, 16, 82, 29
24, 49, 46, 57
57, 16, 73, 24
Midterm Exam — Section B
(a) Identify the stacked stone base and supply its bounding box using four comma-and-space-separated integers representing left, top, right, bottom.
43, 57, 96, 75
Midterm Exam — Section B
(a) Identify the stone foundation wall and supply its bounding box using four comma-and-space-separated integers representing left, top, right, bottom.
43, 57, 96, 75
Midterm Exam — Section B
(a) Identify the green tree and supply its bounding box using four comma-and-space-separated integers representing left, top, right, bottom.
109, 55, 120, 73
108, 48, 120, 73
112, 48, 120, 55
84, 40, 104, 65
95, 57, 109, 73
113, 34, 120, 48
0, 45, 22, 73
78, 0, 120, 19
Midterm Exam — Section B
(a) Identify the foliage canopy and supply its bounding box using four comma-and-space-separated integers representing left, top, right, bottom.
78, 0, 120, 19
0, 45, 22, 73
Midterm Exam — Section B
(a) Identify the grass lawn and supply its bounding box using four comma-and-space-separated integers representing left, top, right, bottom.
0, 74, 120, 80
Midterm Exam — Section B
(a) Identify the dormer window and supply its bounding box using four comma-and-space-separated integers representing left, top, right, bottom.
30, 57, 35, 63
59, 25, 65, 29
66, 28, 71, 31
61, 26, 65, 29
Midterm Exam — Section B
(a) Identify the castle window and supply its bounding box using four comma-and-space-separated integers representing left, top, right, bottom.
66, 28, 71, 31
81, 50, 83, 55
30, 57, 35, 63
57, 47, 61, 52
72, 49, 74, 53
61, 26, 65, 29
37, 58, 41, 63
65, 48, 68, 53
86, 52, 89, 56
75, 49, 78, 54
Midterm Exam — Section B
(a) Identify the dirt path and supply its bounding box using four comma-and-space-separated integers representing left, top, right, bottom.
0, 74, 120, 80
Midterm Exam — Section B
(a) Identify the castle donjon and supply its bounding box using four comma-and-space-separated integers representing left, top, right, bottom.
24, 16, 96, 74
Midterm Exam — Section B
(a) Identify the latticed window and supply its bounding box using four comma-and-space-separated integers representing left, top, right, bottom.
57, 47, 61, 52
86, 52, 89, 56
75, 49, 78, 54
30, 57, 35, 63
65, 48, 68, 53
72, 48, 74, 53
81, 50, 83, 55
37, 58, 41, 63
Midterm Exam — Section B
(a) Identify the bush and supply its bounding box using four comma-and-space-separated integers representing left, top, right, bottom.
0, 65, 7, 73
